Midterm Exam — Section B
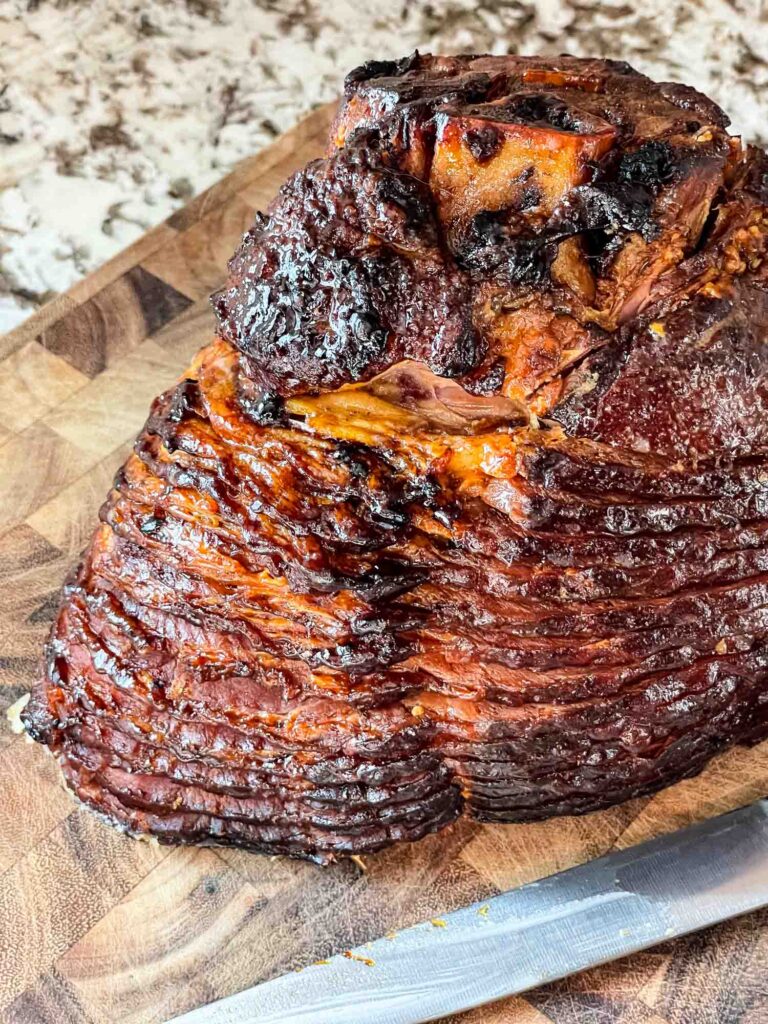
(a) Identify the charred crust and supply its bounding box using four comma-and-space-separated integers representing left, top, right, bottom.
455, 207, 558, 285
552, 182, 658, 243
658, 81, 730, 128
344, 51, 422, 95
464, 124, 503, 163
216, 56, 737, 402
617, 141, 677, 189
238, 387, 284, 426
476, 92, 597, 134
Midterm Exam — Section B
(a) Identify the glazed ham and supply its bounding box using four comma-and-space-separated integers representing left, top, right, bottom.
23, 54, 768, 862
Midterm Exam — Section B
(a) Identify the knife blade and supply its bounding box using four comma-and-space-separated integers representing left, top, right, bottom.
168, 798, 768, 1024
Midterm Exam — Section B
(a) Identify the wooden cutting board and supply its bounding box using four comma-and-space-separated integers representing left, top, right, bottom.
1, 99, 767, 1024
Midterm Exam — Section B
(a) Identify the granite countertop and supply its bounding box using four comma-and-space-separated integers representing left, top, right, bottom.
1, 0, 766, 333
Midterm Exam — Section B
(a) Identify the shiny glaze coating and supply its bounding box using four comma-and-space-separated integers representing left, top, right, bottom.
24, 54, 768, 862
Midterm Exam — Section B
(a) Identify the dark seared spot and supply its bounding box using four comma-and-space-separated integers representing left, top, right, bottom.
367, 168, 438, 248
464, 125, 503, 164
602, 58, 636, 76
505, 239, 558, 285
618, 141, 677, 190
406, 472, 441, 507
431, 320, 485, 377
464, 357, 507, 395
372, 73, 493, 110
552, 182, 657, 243
139, 515, 165, 535
351, 558, 428, 602
240, 389, 284, 426
332, 442, 372, 480
510, 94, 581, 131
455, 209, 556, 285
520, 184, 543, 210
167, 379, 202, 424
344, 52, 422, 95
468, 93, 596, 134
338, 308, 389, 376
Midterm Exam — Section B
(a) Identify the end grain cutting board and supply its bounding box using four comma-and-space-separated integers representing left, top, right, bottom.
1, 101, 767, 1024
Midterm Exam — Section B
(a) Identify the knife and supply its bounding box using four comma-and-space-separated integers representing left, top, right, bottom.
169, 798, 768, 1024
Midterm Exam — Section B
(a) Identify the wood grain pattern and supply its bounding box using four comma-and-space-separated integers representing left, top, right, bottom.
1, 99, 767, 1024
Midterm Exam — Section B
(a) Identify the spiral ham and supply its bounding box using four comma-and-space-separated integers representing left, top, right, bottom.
23, 54, 768, 862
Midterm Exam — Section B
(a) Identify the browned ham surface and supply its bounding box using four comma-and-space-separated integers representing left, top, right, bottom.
24, 54, 768, 862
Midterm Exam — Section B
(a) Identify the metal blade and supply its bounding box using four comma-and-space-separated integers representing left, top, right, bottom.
168, 799, 768, 1024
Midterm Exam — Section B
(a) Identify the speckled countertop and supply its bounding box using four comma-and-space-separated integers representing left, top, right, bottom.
1, 0, 766, 332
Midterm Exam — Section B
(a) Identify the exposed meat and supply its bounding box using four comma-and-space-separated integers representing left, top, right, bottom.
23, 54, 768, 863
